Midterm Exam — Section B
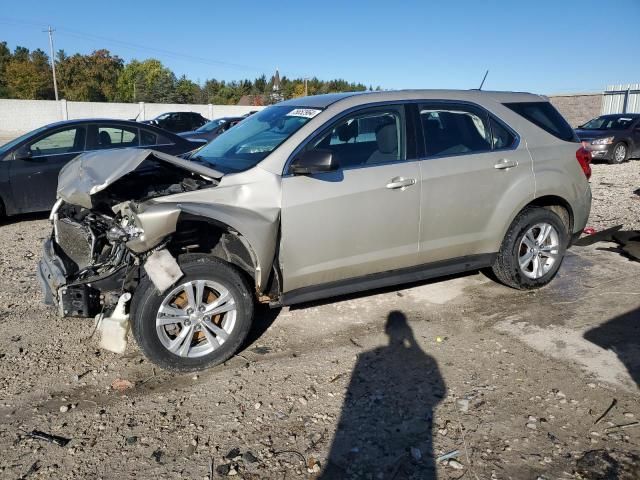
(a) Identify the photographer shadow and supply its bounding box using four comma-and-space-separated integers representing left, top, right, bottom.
321, 311, 446, 479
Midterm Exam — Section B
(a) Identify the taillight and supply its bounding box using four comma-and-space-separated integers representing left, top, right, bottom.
576, 147, 592, 180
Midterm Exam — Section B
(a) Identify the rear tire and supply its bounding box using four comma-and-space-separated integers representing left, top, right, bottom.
492, 207, 568, 290
609, 142, 628, 164
131, 255, 254, 372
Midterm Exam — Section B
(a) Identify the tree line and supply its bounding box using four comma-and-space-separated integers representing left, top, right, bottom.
0, 41, 376, 105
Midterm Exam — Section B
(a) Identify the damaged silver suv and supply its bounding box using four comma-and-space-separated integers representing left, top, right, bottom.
38, 90, 592, 371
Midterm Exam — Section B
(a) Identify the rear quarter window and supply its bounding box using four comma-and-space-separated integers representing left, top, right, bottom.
504, 102, 577, 142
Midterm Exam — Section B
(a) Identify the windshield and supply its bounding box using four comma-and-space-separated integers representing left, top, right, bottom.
197, 119, 226, 133
0, 126, 48, 156
580, 116, 636, 130
192, 105, 322, 173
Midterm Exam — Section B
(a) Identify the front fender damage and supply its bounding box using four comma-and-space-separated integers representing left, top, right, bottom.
39, 150, 281, 320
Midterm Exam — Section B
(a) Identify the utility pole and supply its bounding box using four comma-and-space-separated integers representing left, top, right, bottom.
304, 77, 309, 96
44, 26, 59, 100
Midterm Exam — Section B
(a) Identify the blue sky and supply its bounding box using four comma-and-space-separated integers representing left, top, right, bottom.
1, 0, 639, 94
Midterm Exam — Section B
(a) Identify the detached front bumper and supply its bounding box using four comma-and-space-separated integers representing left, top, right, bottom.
37, 238, 100, 317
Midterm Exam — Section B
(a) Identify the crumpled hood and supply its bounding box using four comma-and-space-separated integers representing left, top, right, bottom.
57, 148, 224, 209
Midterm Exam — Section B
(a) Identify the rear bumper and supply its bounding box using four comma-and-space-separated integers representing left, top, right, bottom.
568, 184, 592, 247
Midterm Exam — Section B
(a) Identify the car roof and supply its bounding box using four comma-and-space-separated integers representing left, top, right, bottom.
156, 111, 202, 115
278, 89, 546, 109
41, 118, 156, 129
597, 113, 640, 118
29, 118, 187, 142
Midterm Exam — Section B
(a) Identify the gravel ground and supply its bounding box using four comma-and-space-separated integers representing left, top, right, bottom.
588, 160, 640, 231
0, 145, 638, 479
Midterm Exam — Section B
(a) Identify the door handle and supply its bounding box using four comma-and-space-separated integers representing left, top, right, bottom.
386, 177, 416, 190
494, 158, 518, 170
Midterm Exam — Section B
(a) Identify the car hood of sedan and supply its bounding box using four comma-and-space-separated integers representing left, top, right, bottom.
575, 128, 623, 140
57, 148, 224, 209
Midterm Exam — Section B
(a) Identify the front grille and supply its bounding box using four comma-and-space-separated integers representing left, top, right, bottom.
54, 218, 93, 273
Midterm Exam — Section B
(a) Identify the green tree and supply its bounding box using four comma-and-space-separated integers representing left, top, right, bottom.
57, 49, 123, 101
0, 41, 11, 97
116, 59, 176, 103
4, 48, 53, 99
173, 75, 201, 104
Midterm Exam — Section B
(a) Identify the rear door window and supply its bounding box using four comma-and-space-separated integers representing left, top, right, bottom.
96, 125, 139, 149
419, 104, 491, 156
504, 102, 577, 142
489, 116, 516, 150
141, 129, 158, 146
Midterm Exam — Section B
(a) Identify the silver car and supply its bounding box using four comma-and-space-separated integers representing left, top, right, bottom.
38, 90, 592, 371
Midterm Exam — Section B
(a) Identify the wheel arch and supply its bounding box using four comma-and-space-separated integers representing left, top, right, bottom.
165, 206, 280, 297
527, 195, 574, 235
496, 194, 575, 253
168, 213, 258, 285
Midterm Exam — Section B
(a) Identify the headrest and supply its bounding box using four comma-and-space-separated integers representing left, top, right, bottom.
99, 131, 112, 146
337, 121, 358, 142
376, 124, 397, 154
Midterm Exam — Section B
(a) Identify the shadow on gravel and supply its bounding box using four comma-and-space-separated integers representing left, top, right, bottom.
584, 307, 640, 388
0, 211, 49, 226
243, 304, 281, 350
574, 226, 640, 262
321, 311, 446, 479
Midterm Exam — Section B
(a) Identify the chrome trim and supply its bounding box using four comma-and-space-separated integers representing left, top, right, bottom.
49, 198, 63, 222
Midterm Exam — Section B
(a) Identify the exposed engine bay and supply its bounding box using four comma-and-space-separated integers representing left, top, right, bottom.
39, 151, 220, 318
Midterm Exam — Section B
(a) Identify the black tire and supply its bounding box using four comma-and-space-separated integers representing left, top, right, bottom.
609, 142, 628, 164
492, 207, 568, 290
131, 255, 254, 372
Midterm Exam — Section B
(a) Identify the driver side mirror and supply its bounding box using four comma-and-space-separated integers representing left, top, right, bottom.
290, 149, 339, 175
15, 146, 33, 160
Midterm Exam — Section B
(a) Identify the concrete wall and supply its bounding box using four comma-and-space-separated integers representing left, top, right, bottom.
0, 99, 263, 134
548, 93, 603, 127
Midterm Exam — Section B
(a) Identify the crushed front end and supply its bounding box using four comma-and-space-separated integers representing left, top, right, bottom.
37, 148, 222, 317
38, 201, 145, 317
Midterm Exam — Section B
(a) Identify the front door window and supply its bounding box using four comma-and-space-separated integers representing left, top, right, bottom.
29, 127, 86, 157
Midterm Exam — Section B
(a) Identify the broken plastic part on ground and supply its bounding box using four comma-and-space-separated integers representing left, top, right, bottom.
98, 292, 132, 354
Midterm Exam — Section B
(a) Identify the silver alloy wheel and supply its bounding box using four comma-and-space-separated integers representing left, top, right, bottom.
614, 144, 627, 162
518, 223, 560, 279
156, 280, 237, 358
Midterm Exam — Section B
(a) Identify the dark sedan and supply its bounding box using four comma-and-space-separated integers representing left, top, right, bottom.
0, 119, 206, 217
141, 111, 208, 133
575, 114, 640, 164
178, 116, 244, 142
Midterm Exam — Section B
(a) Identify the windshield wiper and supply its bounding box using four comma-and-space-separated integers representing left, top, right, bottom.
191, 155, 216, 168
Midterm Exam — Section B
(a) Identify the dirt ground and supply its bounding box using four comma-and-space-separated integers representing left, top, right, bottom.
0, 160, 639, 479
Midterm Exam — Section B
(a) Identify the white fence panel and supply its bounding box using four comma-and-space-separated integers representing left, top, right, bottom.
0, 99, 264, 134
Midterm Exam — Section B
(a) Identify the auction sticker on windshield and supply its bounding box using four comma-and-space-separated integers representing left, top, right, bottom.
286, 108, 322, 119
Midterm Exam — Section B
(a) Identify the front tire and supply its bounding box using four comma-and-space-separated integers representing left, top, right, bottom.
131, 255, 254, 372
609, 142, 628, 164
492, 207, 568, 290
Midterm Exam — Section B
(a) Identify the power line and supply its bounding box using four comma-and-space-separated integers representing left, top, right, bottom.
0, 15, 269, 74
